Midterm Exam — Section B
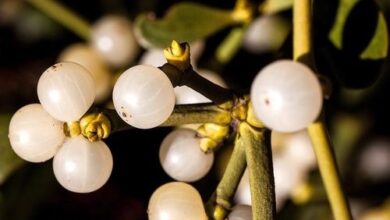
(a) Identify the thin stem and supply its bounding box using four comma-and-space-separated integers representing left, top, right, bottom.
307, 119, 352, 220
100, 103, 231, 133
242, 122, 275, 220
27, 0, 91, 40
207, 132, 247, 219
293, 0, 352, 219
162, 104, 231, 126
159, 63, 234, 104
293, 0, 312, 62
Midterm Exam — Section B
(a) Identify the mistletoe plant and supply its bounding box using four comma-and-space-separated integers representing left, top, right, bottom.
5, 0, 389, 219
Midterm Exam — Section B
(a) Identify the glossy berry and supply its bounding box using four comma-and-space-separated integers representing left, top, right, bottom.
37, 62, 95, 122
91, 15, 138, 67
228, 205, 253, 220
58, 43, 111, 103
243, 15, 289, 54
251, 60, 322, 132
113, 64, 175, 129
148, 182, 207, 220
272, 130, 317, 170
53, 136, 113, 193
8, 104, 65, 162
159, 128, 214, 182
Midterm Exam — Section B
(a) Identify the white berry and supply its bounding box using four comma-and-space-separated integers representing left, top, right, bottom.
234, 169, 251, 206
58, 43, 111, 103
243, 15, 290, 54
359, 138, 390, 181
251, 60, 322, 132
159, 128, 214, 182
139, 49, 167, 67
37, 62, 95, 122
53, 136, 113, 193
113, 64, 175, 129
91, 15, 139, 67
189, 40, 205, 62
228, 205, 253, 220
8, 104, 65, 162
272, 130, 317, 171
148, 182, 208, 220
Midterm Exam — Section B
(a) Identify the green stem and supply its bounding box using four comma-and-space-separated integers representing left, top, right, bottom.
293, 1, 352, 218
293, 0, 312, 62
241, 122, 275, 220
27, 0, 91, 40
101, 103, 232, 133
162, 103, 231, 126
209, 133, 247, 219
307, 118, 352, 220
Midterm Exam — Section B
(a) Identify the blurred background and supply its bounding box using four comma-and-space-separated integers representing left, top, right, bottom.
1, 0, 390, 219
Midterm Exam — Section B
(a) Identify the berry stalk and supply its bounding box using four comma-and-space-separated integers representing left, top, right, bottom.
100, 103, 232, 134
161, 42, 234, 104
293, 0, 352, 219
242, 123, 275, 220
307, 119, 352, 220
207, 132, 247, 219
293, 0, 312, 63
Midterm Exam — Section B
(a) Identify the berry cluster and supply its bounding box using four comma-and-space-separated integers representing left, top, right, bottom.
7, 11, 324, 220
9, 62, 113, 193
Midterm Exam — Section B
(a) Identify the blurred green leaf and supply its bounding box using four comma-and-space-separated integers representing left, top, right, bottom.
329, 0, 388, 60
216, 26, 247, 64
260, 0, 293, 14
0, 114, 24, 185
360, 12, 388, 59
135, 2, 237, 48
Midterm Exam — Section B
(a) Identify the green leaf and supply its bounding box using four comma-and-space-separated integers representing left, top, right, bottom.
329, 0, 388, 60
259, 0, 293, 14
135, 2, 237, 48
0, 114, 24, 185
329, 0, 357, 49
360, 12, 388, 59
216, 26, 247, 64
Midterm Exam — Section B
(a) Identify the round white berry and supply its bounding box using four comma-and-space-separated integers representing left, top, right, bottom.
359, 138, 390, 181
189, 40, 205, 62
37, 62, 95, 122
58, 43, 111, 103
8, 104, 65, 162
53, 136, 113, 193
273, 154, 306, 209
159, 128, 214, 182
113, 64, 175, 129
91, 15, 138, 67
139, 49, 166, 67
250, 60, 322, 132
272, 130, 317, 171
243, 15, 290, 54
228, 205, 253, 220
234, 169, 251, 205
148, 182, 208, 220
